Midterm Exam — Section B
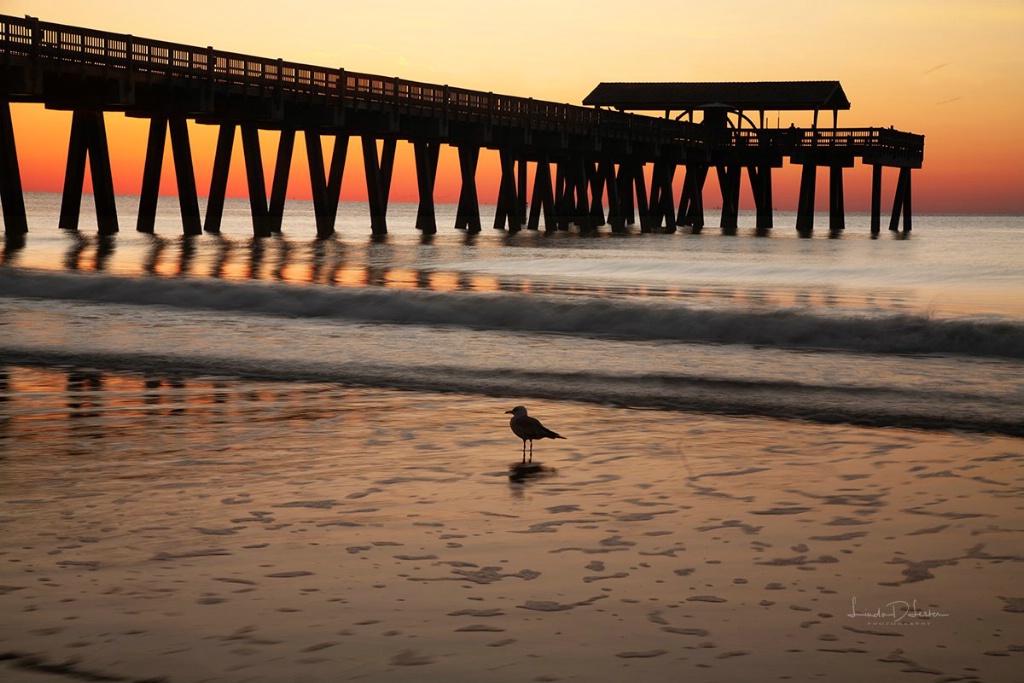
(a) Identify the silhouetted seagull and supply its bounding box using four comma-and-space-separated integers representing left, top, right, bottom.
506, 406, 565, 463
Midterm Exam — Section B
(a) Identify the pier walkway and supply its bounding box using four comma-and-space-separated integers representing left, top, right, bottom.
0, 14, 924, 239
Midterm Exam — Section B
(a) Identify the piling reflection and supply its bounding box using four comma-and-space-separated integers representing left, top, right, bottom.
1, 234, 26, 265
18, 226, 919, 316
94, 235, 116, 270
144, 235, 167, 275
63, 233, 89, 271
0, 368, 8, 443
1, 365, 371, 458
65, 370, 103, 446
178, 236, 197, 276
210, 236, 232, 279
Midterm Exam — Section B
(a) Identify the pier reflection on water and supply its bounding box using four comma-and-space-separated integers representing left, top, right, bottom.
0, 364, 370, 457
0, 227, 921, 315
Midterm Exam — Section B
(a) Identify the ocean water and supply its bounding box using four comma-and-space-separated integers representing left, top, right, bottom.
3, 193, 1024, 682
1, 193, 1022, 436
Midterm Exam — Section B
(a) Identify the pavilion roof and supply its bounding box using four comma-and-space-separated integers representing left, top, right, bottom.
582, 81, 851, 112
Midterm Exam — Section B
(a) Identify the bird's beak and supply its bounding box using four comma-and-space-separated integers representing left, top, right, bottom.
504, 410, 512, 414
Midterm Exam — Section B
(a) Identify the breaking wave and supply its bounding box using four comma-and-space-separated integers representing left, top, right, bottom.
3, 269, 1022, 360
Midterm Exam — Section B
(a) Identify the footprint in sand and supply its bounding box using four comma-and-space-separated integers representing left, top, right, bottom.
390, 649, 433, 666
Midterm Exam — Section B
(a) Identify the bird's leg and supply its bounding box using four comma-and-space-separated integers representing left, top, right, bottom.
521, 440, 527, 463
528, 441, 533, 463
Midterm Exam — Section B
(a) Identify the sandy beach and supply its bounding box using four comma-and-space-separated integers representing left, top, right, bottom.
3, 0, 1023, 680
1, 367, 1021, 682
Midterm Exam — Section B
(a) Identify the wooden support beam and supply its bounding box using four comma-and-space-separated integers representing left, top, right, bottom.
632, 163, 650, 231
527, 156, 555, 231
553, 161, 570, 230
0, 101, 28, 235
601, 160, 625, 233
888, 168, 905, 232
903, 169, 912, 233
306, 132, 329, 233
796, 163, 817, 234
648, 164, 662, 232
267, 129, 295, 233
87, 112, 118, 236
629, 161, 650, 232
413, 140, 439, 234
616, 163, 635, 227
828, 165, 845, 231
305, 131, 348, 239
650, 161, 676, 233
526, 163, 542, 231
746, 166, 762, 228
493, 151, 512, 231
137, 117, 202, 235
168, 116, 202, 236
455, 144, 481, 232
380, 138, 397, 208
746, 165, 773, 230
587, 161, 606, 228
665, 163, 679, 233
516, 158, 528, 227
59, 110, 118, 234
231, 125, 299, 237
512, 154, 526, 230
551, 158, 590, 231
240, 124, 272, 237
204, 123, 235, 234
870, 164, 882, 235
889, 167, 912, 233
361, 135, 390, 235
137, 117, 166, 234
717, 165, 741, 232
760, 165, 773, 230
58, 112, 89, 231
569, 157, 592, 231
494, 148, 519, 231
677, 163, 707, 232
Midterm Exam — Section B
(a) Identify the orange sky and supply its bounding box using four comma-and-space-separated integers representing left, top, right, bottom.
3, 0, 1023, 214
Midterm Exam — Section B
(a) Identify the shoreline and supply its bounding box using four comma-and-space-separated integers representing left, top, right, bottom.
2, 370, 1022, 682
4, 355, 1024, 440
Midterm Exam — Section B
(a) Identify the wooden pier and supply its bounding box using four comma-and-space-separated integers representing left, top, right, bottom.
0, 14, 924, 239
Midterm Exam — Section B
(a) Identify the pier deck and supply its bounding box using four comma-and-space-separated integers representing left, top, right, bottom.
0, 14, 924, 238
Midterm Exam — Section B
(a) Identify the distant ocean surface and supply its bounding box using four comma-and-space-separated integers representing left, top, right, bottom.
2, 192, 1023, 436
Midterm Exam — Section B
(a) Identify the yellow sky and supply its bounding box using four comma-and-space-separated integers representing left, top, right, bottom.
3, 0, 1023, 212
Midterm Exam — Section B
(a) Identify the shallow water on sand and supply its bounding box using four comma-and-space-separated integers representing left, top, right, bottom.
3, 197, 1023, 679
1, 366, 1022, 682
5, 199, 1024, 438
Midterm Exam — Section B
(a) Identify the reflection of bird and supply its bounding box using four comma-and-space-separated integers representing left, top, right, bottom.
506, 406, 565, 463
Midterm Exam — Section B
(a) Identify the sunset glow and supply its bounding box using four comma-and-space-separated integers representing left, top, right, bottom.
3, 0, 1022, 214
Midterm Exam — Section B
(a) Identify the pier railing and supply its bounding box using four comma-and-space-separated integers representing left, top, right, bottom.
0, 14, 712, 147
730, 127, 924, 163
0, 13, 923, 239
1, 14, 927, 161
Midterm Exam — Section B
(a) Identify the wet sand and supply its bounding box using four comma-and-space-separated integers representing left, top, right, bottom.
1, 367, 1022, 682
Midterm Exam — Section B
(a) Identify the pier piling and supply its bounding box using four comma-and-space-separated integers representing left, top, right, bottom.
306, 132, 348, 239
203, 123, 236, 235
0, 100, 27, 235
59, 110, 118, 235
829, 165, 845, 232
796, 164, 817, 235
413, 140, 439, 234
455, 145, 481, 233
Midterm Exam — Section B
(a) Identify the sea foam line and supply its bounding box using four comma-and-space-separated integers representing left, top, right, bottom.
3, 346, 1022, 438
2, 269, 1023, 359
